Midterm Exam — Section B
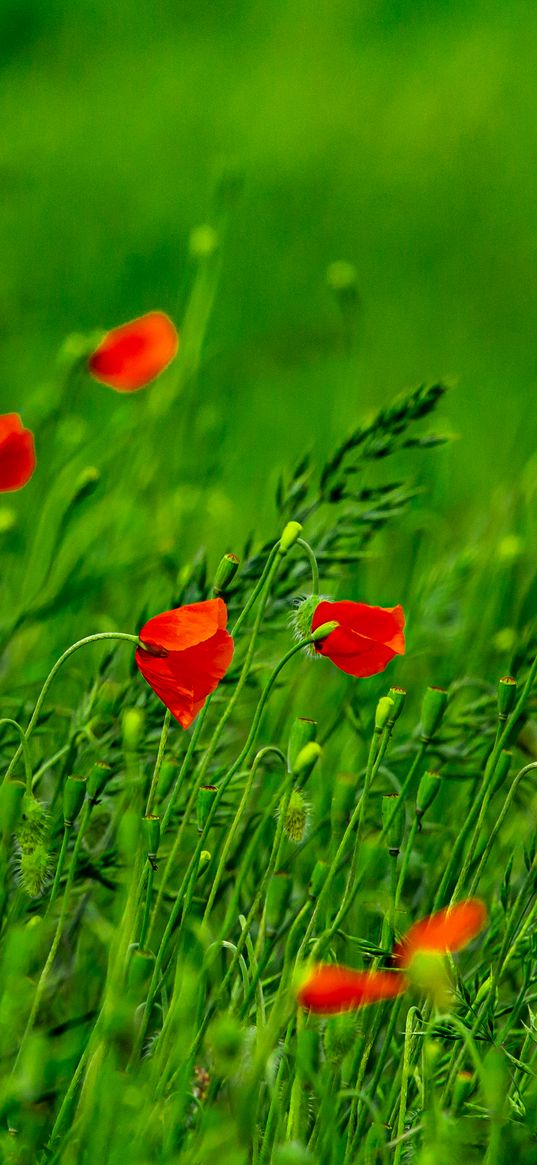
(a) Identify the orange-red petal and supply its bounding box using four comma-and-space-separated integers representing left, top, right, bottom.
0, 414, 36, 491
297, 964, 408, 1014
138, 598, 228, 654
311, 600, 405, 678
393, 900, 487, 968
88, 311, 179, 391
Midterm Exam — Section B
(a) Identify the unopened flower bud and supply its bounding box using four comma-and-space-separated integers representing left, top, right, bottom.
197, 786, 218, 832
282, 788, 308, 843
144, 814, 160, 861
387, 686, 407, 725
375, 696, 395, 733
292, 742, 322, 784
420, 686, 448, 742
309, 859, 328, 899
497, 676, 517, 721
213, 552, 240, 596
63, 776, 87, 827
382, 794, 402, 856
416, 771, 442, 819
287, 717, 317, 773
87, 761, 112, 803
279, 521, 303, 554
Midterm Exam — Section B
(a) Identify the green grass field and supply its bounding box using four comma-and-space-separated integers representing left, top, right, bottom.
1, 2, 537, 1161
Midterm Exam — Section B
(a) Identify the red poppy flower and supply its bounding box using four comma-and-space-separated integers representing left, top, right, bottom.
311, 599, 405, 678
0, 414, 36, 491
88, 311, 179, 391
392, 900, 487, 969
297, 965, 407, 1014
135, 598, 234, 729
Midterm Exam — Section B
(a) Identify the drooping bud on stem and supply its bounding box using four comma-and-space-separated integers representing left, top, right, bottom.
213, 552, 240, 596
279, 521, 303, 555
420, 686, 448, 742
287, 717, 317, 773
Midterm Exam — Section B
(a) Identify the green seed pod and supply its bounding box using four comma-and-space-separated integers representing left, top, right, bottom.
127, 948, 155, 993
387, 686, 407, 725
18, 844, 49, 898
490, 750, 512, 795
282, 788, 308, 843
265, 871, 292, 933
87, 761, 112, 803
292, 742, 321, 784
287, 717, 317, 773
63, 776, 87, 827
17, 795, 48, 853
416, 771, 442, 819
212, 552, 240, 596
381, 794, 403, 856
309, 859, 329, 899
279, 521, 303, 554
144, 814, 160, 861
375, 696, 395, 733
497, 676, 517, 721
420, 686, 448, 742
122, 708, 144, 750
197, 785, 218, 832
0, 780, 25, 842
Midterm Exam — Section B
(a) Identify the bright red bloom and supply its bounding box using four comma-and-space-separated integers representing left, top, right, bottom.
392, 900, 487, 969
297, 965, 407, 1014
0, 414, 36, 491
135, 598, 234, 729
311, 599, 405, 678
88, 311, 179, 391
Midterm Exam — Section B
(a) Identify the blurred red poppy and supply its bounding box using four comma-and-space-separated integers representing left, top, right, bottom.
135, 598, 234, 729
297, 965, 407, 1014
0, 414, 36, 491
392, 900, 487, 969
311, 599, 405, 678
88, 311, 179, 391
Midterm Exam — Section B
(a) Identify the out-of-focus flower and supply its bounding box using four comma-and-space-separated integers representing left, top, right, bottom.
0, 414, 36, 492
135, 598, 234, 729
311, 598, 405, 678
392, 900, 487, 969
88, 311, 179, 391
297, 965, 407, 1014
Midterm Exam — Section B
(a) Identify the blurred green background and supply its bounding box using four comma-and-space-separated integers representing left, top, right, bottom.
1, 0, 536, 669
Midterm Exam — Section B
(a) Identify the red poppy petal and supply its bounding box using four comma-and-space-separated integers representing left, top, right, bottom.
393, 900, 487, 968
135, 648, 197, 728
180, 629, 235, 701
88, 311, 179, 391
139, 598, 229, 653
315, 632, 399, 678
297, 964, 407, 1014
313, 600, 405, 652
0, 418, 36, 491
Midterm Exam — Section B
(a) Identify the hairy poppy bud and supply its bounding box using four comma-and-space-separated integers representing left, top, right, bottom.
63, 776, 87, 827
497, 676, 517, 721
420, 686, 448, 742
287, 717, 317, 773
197, 786, 218, 833
279, 521, 303, 554
282, 788, 309, 843
213, 552, 240, 596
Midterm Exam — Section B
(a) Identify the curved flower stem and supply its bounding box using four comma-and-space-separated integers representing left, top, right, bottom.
0, 718, 33, 793
3, 632, 140, 785
296, 537, 319, 595
129, 635, 317, 1065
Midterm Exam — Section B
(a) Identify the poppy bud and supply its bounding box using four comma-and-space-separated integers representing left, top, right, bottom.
0, 780, 25, 841
265, 871, 292, 933
375, 696, 395, 733
387, 686, 407, 725
292, 742, 322, 784
287, 717, 317, 773
189, 224, 219, 258
490, 750, 512, 795
63, 776, 87, 827
282, 788, 309, 843
87, 761, 112, 803
416, 771, 442, 819
122, 708, 144, 751
309, 859, 329, 899
279, 521, 303, 554
420, 686, 448, 742
144, 814, 160, 862
382, 794, 402, 856
197, 850, 211, 876
212, 552, 240, 596
197, 786, 218, 832
497, 676, 517, 721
